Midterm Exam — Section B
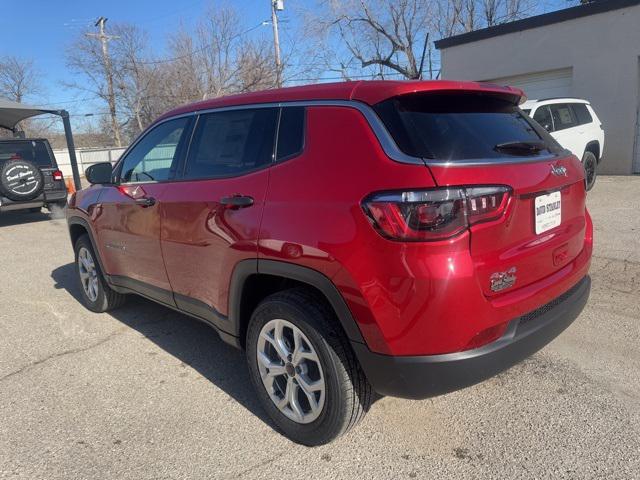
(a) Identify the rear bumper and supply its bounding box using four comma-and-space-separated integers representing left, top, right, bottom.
353, 275, 590, 399
0, 190, 67, 212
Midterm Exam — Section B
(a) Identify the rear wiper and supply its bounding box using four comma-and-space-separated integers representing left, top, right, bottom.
494, 141, 546, 154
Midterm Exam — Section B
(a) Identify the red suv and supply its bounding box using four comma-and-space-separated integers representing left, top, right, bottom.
66, 81, 592, 445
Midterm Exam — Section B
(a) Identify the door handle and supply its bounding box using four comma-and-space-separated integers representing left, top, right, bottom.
220, 195, 254, 209
135, 196, 156, 207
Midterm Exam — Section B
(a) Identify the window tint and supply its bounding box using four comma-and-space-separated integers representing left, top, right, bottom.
276, 107, 305, 161
374, 93, 563, 161
571, 103, 593, 125
120, 117, 190, 183
0, 140, 54, 167
549, 104, 577, 131
533, 106, 554, 131
184, 108, 278, 179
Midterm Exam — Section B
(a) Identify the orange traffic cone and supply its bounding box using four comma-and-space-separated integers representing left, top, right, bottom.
65, 177, 76, 194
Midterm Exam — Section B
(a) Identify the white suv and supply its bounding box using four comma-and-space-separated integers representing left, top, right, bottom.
522, 98, 604, 190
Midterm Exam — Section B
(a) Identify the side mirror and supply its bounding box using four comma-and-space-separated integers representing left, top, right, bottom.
85, 162, 113, 185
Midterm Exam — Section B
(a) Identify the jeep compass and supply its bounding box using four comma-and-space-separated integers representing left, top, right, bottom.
66, 80, 592, 445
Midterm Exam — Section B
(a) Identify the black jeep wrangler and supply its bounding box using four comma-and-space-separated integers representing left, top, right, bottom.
0, 138, 68, 214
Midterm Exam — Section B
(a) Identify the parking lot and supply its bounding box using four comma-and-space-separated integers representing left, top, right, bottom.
0, 176, 638, 479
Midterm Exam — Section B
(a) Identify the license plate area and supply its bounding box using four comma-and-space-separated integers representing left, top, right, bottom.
534, 191, 561, 234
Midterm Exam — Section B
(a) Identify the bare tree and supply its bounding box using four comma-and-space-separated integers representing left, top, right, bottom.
66, 28, 122, 146
323, 0, 434, 80
445, 0, 535, 34
160, 6, 276, 101
0, 56, 40, 102
110, 24, 157, 137
312, 0, 536, 81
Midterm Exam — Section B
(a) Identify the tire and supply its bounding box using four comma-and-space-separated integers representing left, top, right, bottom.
0, 160, 44, 201
582, 151, 597, 191
246, 288, 372, 446
74, 234, 126, 313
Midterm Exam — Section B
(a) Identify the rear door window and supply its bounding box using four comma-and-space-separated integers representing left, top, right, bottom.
571, 103, 593, 125
374, 93, 563, 161
183, 108, 278, 179
549, 104, 577, 131
533, 106, 554, 131
0, 140, 55, 167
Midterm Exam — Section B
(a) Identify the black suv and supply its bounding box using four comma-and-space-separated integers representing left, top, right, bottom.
0, 138, 67, 214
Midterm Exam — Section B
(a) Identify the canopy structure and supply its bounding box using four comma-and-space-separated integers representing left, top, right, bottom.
0, 97, 82, 190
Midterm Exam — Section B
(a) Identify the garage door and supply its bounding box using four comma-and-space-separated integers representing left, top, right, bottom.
486, 68, 573, 101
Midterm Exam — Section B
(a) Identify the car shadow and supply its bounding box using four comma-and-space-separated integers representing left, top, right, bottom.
50, 262, 275, 431
0, 209, 62, 227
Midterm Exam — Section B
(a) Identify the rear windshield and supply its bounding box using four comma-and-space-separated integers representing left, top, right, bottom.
0, 140, 55, 167
374, 93, 563, 161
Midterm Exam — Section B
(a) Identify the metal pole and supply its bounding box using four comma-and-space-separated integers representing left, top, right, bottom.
271, 1, 282, 88
59, 110, 82, 191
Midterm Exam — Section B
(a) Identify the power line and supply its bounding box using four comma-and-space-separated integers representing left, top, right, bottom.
39, 95, 102, 107
139, 20, 269, 66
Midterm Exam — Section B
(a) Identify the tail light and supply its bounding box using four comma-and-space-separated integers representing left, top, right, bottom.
52, 170, 64, 181
363, 186, 511, 241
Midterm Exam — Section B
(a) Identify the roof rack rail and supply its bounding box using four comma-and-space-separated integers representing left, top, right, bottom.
535, 97, 589, 103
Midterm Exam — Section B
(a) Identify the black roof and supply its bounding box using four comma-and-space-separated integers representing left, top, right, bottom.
435, 0, 640, 49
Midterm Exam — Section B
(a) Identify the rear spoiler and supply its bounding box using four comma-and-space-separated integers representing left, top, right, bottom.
351, 80, 525, 106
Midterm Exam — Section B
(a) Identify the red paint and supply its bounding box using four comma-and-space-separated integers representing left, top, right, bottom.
68, 80, 591, 358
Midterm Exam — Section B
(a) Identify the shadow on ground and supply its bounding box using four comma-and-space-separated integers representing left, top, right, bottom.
50, 262, 275, 431
0, 209, 62, 227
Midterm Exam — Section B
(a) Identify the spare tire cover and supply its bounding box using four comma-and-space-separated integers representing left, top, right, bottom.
0, 160, 45, 201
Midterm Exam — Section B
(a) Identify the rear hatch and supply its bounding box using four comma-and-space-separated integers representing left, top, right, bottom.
373, 90, 587, 295
0, 139, 64, 192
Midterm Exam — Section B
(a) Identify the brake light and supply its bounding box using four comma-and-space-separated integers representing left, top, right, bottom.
363, 186, 511, 241
52, 170, 64, 181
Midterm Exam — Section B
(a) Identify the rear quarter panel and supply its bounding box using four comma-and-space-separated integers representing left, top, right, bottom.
258, 105, 438, 352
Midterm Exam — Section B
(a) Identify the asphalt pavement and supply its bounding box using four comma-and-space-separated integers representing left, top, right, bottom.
0, 176, 638, 479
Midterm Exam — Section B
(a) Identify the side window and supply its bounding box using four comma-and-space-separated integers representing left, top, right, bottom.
549, 104, 577, 131
120, 117, 190, 183
184, 108, 278, 179
276, 107, 305, 161
533, 106, 554, 132
571, 103, 593, 125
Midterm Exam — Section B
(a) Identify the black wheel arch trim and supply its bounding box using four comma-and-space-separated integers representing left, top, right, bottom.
584, 140, 601, 162
67, 216, 108, 276
65, 223, 366, 349
229, 259, 366, 345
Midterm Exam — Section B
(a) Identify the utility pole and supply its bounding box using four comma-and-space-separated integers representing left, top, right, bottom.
86, 17, 122, 147
270, 0, 283, 88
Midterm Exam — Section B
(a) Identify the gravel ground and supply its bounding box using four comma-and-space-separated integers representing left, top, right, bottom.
0, 176, 638, 479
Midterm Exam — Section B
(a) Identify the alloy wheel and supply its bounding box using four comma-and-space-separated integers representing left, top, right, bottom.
256, 318, 325, 424
78, 247, 99, 302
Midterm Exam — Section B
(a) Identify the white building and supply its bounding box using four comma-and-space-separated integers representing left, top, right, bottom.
435, 0, 640, 174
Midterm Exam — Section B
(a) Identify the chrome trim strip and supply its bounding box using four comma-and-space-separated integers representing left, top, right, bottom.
425, 153, 561, 167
